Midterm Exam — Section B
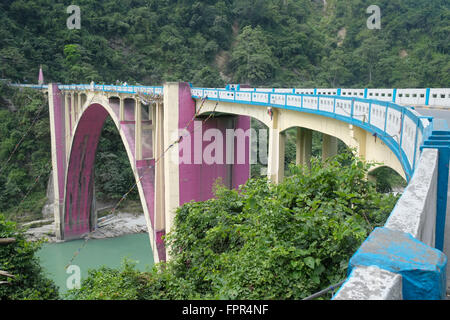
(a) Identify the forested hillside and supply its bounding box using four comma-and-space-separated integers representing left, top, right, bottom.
1, 0, 449, 87
0, 0, 447, 220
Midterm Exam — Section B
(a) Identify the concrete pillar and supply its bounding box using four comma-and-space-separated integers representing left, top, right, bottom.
322, 134, 338, 160
153, 101, 166, 262
135, 99, 142, 161
77, 93, 82, 117
119, 96, 124, 121
48, 84, 67, 239
64, 94, 71, 161
162, 83, 180, 255
267, 109, 285, 183
296, 127, 312, 168
70, 92, 76, 130
162, 82, 250, 260
349, 124, 367, 159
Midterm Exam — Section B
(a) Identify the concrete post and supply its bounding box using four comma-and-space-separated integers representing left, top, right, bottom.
64, 93, 71, 162
154, 101, 166, 261
267, 110, 285, 183
296, 127, 312, 169
135, 99, 142, 161
162, 83, 180, 254
48, 84, 66, 239
77, 93, 82, 117
70, 92, 76, 130
322, 133, 338, 160
119, 96, 124, 121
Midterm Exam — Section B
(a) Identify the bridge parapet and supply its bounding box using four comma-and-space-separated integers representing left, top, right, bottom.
191, 86, 434, 181
333, 147, 449, 299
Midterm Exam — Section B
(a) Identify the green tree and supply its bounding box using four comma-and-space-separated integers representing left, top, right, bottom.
68, 151, 398, 300
229, 26, 276, 85
0, 214, 59, 299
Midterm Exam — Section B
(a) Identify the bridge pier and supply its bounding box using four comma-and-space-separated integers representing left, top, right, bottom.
161, 82, 251, 260
296, 127, 312, 169
48, 84, 67, 239
267, 109, 285, 183
322, 134, 338, 160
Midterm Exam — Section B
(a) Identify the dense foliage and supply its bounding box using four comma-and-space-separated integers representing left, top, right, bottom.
0, 84, 50, 221
0, 214, 59, 299
66, 152, 398, 300
94, 117, 138, 201
0, 0, 435, 299
0, 0, 448, 87
0, 0, 436, 219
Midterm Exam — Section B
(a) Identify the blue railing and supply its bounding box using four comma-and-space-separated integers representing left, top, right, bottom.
190, 86, 435, 182
10, 82, 443, 180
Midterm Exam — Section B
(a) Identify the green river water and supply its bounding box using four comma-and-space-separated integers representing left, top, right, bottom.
37, 233, 154, 294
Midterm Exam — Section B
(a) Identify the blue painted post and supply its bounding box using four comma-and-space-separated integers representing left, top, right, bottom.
340, 227, 447, 300
393, 88, 397, 103
435, 146, 450, 251
337, 88, 341, 96
421, 131, 450, 251
364, 88, 368, 99
350, 99, 354, 118
425, 88, 431, 106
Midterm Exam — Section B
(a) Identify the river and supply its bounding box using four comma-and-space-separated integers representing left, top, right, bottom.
37, 233, 154, 294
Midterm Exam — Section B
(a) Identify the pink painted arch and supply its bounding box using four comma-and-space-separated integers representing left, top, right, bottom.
63, 102, 156, 259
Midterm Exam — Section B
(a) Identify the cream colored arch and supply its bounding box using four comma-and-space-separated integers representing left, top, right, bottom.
196, 99, 406, 180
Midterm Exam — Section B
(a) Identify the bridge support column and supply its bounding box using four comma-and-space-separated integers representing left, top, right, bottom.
349, 124, 367, 159
48, 84, 68, 239
77, 93, 82, 115
69, 92, 74, 131
119, 96, 124, 121
322, 133, 338, 160
296, 127, 312, 169
267, 110, 285, 183
64, 93, 71, 161
153, 102, 166, 261
135, 100, 142, 161
162, 82, 251, 260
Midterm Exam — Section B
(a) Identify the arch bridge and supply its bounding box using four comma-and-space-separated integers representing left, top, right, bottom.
13, 82, 450, 299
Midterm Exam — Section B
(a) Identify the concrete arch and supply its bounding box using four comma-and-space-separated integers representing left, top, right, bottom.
196, 101, 271, 170
197, 99, 272, 128
368, 164, 407, 184
196, 99, 406, 180
63, 95, 158, 262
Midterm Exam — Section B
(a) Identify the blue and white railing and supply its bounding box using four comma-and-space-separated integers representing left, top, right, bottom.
223, 85, 450, 107
57, 83, 163, 95
9, 82, 450, 107
191, 86, 436, 182
9, 82, 448, 180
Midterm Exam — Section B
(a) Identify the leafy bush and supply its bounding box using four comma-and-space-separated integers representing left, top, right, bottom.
68, 151, 398, 300
0, 214, 59, 300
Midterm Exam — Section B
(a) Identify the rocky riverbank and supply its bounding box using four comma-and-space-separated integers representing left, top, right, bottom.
24, 212, 148, 243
